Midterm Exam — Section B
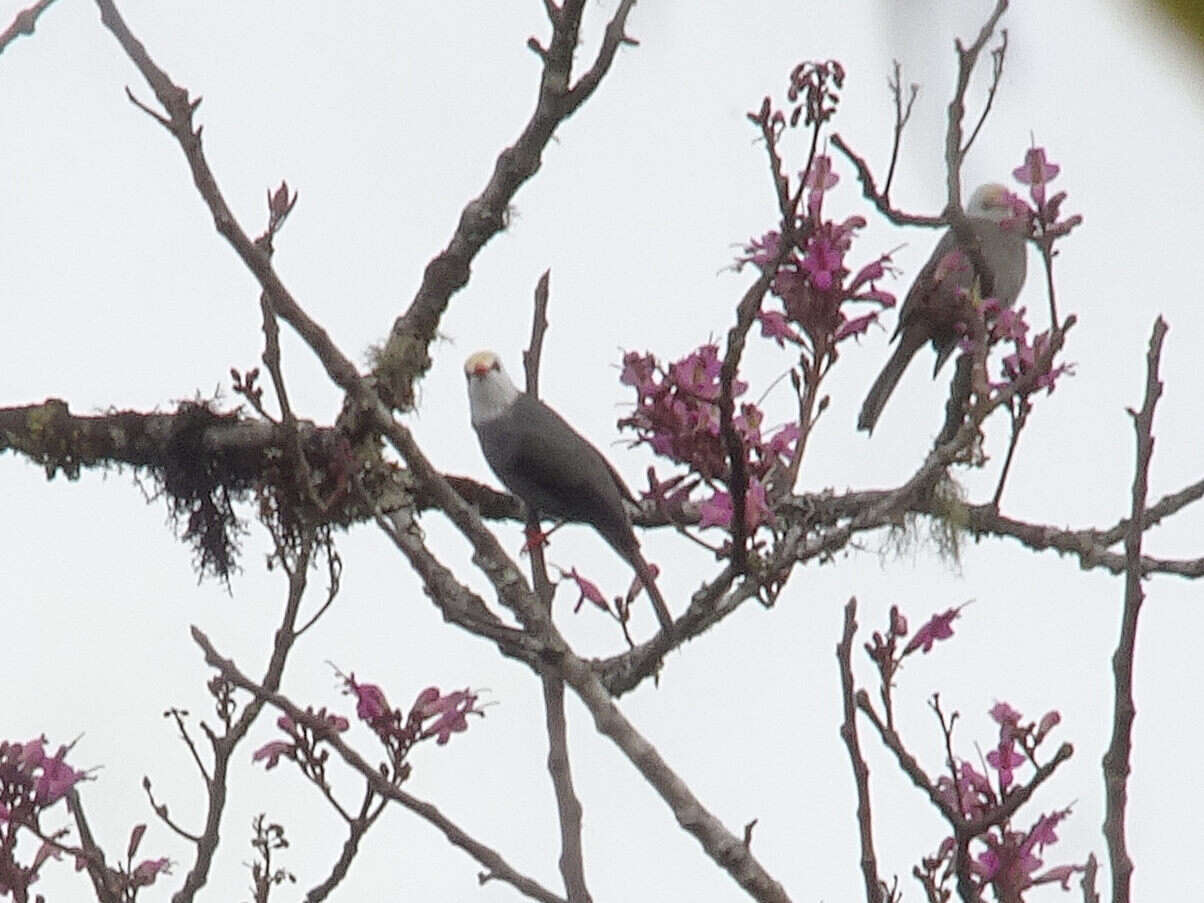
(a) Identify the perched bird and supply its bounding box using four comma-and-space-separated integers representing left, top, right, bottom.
464, 350, 673, 631
857, 183, 1028, 433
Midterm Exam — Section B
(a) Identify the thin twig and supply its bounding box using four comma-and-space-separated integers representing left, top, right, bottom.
960, 31, 1007, 157
836, 600, 885, 903
522, 270, 592, 903
883, 61, 918, 200
0, 0, 56, 55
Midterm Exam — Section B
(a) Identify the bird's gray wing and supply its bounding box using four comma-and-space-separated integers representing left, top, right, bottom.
476, 394, 638, 557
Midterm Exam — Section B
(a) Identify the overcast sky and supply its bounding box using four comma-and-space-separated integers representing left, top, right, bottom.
3, 1, 1203, 900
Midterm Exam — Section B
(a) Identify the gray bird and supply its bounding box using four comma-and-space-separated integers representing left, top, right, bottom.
465, 350, 673, 631
858, 183, 1028, 433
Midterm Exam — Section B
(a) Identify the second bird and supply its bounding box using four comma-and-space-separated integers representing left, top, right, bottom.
857, 183, 1028, 433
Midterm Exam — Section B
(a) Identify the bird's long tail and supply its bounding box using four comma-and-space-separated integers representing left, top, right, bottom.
857, 328, 926, 433
629, 549, 674, 633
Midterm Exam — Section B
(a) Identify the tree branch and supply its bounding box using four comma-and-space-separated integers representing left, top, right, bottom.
0, 0, 56, 56
836, 600, 885, 903
379, 0, 640, 410
193, 627, 570, 903
1102, 317, 1167, 903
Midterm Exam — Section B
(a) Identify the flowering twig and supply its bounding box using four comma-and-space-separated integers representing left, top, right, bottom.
196, 628, 568, 903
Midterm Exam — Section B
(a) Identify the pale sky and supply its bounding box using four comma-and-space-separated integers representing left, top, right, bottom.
3, 1, 1202, 900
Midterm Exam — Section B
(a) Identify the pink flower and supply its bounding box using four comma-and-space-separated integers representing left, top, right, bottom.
800, 235, 842, 291
765, 423, 799, 460
744, 478, 774, 530
902, 606, 963, 654
34, 749, 85, 804
989, 701, 1022, 728
986, 739, 1025, 789
737, 231, 781, 269
417, 689, 483, 746
834, 311, 876, 341
131, 857, 172, 887
563, 567, 609, 613
252, 740, 294, 769
698, 491, 733, 529
1012, 147, 1061, 207
758, 310, 802, 347
352, 682, 390, 723
804, 154, 838, 191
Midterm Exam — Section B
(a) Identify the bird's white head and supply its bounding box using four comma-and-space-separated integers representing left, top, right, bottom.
966, 183, 1018, 223
465, 350, 521, 425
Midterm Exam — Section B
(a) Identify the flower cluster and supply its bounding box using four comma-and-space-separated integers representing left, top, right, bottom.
1, 738, 170, 899
253, 676, 483, 790
864, 604, 965, 673
619, 344, 798, 535
1, 736, 86, 899
986, 146, 1080, 397
922, 702, 1081, 900
743, 156, 896, 365
0, 736, 86, 816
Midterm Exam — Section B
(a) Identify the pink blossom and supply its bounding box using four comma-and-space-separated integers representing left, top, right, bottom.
34, 749, 85, 804
738, 231, 781, 269
417, 689, 483, 746
800, 235, 842, 291
698, 491, 733, 529
834, 311, 876, 341
902, 606, 963, 655
352, 682, 390, 723
989, 701, 1022, 728
804, 154, 838, 191
765, 423, 799, 460
252, 740, 294, 769
1012, 146, 1061, 206
744, 478, 774, 530
758, 310, 802, 347
563, 567, 609, 613
131, 857, 172, 887
986, 739, 1025, 789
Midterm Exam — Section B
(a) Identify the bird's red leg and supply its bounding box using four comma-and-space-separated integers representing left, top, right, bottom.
520, 520, 565, 556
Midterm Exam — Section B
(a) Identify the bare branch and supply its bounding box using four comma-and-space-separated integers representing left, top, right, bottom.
960, 31, 1007, 157
0, 0, 56, 56
836, 600, 885, 903
884, 60, 918, 200
1103, 317, 1168, 903
829, 133, 946, 228
380, 0, 640, 410
522, 273, 592, 903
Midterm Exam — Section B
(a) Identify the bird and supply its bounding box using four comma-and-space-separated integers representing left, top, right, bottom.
464, 350, 673, 632
857, 183, 1028, 433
